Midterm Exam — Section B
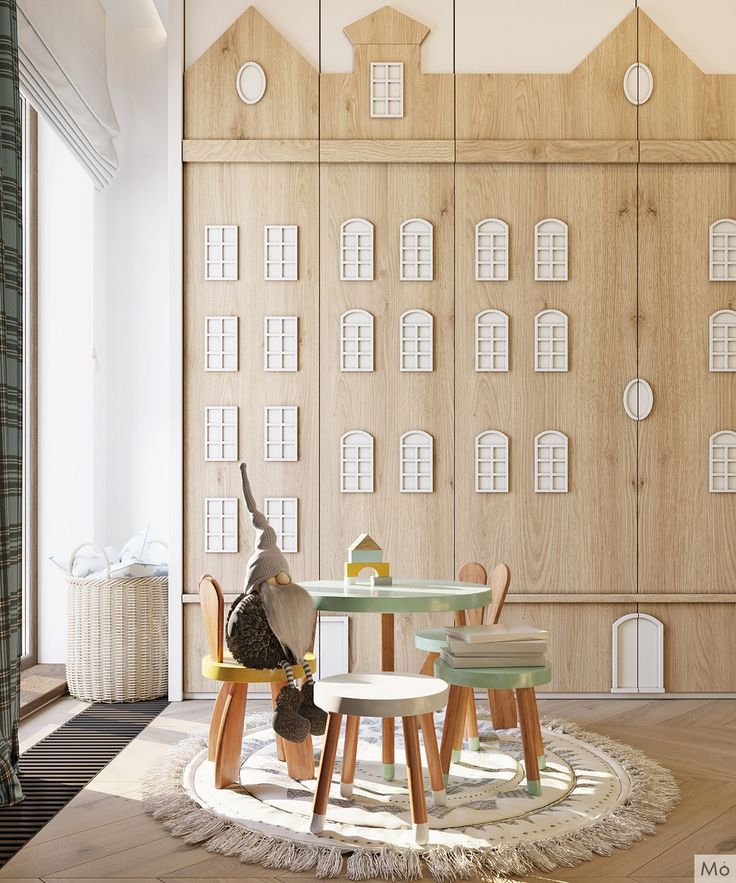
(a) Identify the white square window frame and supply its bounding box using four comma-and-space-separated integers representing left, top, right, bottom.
204, 497, 238, 553
264, 405, 298, 462
264, 497, 298, 553
264, 315, 298, 372
204, 225, 238, 281
264, 225, 298, 281
370, 61, 404, 119
204, 316, 238, 372
204, 405, 238, 462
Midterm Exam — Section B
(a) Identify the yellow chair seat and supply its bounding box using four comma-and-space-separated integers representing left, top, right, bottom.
202, 652, 317, 684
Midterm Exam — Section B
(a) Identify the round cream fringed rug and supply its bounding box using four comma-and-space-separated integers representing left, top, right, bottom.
143, 710, 679, 882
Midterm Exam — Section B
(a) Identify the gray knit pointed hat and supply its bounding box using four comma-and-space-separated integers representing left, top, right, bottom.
240, 463, 290, 593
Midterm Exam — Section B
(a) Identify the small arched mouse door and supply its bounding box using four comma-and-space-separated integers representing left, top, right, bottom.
611, 613, 664, 693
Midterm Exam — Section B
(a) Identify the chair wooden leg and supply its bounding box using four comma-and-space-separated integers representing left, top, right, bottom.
488, 687, 518, 730
270, 681, 286, 762
402, 715, 428, 845
214, 683, 248, 789
418, 712, 446, 805
208, 682, 230, 762
419, 651, 438, 676
340, 715, 361, 798
464, 688, 480, 750
310, 712, 342, 834
516, 688, 542, 796
439, 684, 465, 780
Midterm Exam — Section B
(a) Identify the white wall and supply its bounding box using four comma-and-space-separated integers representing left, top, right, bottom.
37, 117, 95, 663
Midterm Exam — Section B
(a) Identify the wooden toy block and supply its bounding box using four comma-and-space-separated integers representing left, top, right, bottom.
348, 533, 381, 553
344, 561, 390, 579
347, 549, 384, 564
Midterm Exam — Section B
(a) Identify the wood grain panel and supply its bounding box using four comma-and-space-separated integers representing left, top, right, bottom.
456, 12, 636, 141
183, 139, 319, 163
639, 140, 736, 164
454, 164, 638, 596
638, 604, 736, 692
456, 140, 638, 164
184, 7, 318, 141
320, 140, 454, 163
320, 46, 453, 141
638, 165, 736, 594
638, 12, 736, 141
319, 164, 455, 676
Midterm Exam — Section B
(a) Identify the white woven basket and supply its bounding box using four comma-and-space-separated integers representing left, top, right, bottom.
66, 543, 168, 702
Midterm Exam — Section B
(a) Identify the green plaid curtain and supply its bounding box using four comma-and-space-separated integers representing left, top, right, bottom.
0, 0, 22, 806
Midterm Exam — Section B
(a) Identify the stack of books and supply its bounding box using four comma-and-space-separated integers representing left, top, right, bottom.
440, 624, 548, 668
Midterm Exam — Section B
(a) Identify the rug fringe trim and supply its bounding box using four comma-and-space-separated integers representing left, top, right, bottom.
143, 715, 679, 882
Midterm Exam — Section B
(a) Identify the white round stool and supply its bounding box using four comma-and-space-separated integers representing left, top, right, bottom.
309, 672, 448, 846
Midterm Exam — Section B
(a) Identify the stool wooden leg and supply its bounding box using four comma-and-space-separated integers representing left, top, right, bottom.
418, 712, 446, 805
451, 688, 468, 762
381, 613, 395, 780
208, 682, 230, 762
488, 687, 518, 730
341, 715, 361, 798
272, 680, 315, 780
402, 716, 429, 845
464, 689, 480, 751
270, 681, 286, 762
214, 683, 248, 789
516, 688, 542, 796
527, 688, 545, 770
440, 684, 465, 782
310, 712, 342, 834
419, 651, 438, 676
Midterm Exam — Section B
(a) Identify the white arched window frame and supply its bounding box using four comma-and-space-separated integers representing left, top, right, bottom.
340, 310, 374, 372
400, 218, 433, 281
535, 309, 568, 372
709, 310, 736, 372
475, 218, 509, 281
534, 218, 568, 281
340, 431, 374, 493
535, 430, 568, 493
400, 430, 433, 493
709, 219, 736, 281
475, 309, 509, 372
475, 431, 509, 493
709, 430, 736, 493
340, 218, 374, 281
611, 613, 664, 693
400, 309, 433, 372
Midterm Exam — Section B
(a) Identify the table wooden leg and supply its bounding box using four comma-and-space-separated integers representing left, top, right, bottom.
214, 682, 248, 789
208, 682, 230, 762
402, 715, 428, 845
310, 711, 342, 834
488, 687, 518, 730
419, 651, 438, 676
418, 712, 446, 805
516, 688, 542, 796
464, 688, 480, 751
527, 687, 545, 769
381, 613, 395, 780
451, 688, 468, 762
439, 684, 465, 782
341, 715, 361, 798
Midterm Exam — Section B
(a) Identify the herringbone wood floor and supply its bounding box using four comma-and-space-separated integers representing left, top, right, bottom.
2, 696, 734, 882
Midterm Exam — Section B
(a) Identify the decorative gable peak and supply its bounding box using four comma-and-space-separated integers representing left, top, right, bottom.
344, 6, 429, 46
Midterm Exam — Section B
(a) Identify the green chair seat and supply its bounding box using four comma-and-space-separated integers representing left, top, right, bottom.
415, 626, 450, 653
434, 659, 552, 690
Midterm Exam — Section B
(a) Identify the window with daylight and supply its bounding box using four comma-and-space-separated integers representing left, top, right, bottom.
535, 430, 568, 493
264, 405, 298, 461
370, 62, 404, 118
264, 316, 298, 372
400, 218, 433, 281
475, 431, 509, 493
534, 218, 568, 281
264, 225, 298, 280
204, 498, 238, 553
709, 219, 736, 281
204, 406, 238, 461
204, 225, 238, 281
475, 309, 509, 372
709, 431, 736, 493
264, 497, 298, 553
475, 219, 509, 281
400, 309, 433, 372
205, 316, 238, 372
710, 310, 736, 372
340, 218, 374, 281
400, 430, 433, 493
341, 430, 374, 493
341, 310, 374, 372
535, 309, 568, 372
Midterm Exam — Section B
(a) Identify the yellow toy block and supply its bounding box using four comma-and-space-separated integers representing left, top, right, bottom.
344, 560, 390, 579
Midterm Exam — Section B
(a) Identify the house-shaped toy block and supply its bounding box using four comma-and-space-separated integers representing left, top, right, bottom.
344, 534, 392, 586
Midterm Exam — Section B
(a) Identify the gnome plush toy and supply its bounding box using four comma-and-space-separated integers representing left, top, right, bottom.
226, 463, 327, 743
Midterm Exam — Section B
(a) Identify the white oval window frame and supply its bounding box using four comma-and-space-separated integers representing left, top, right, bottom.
623, 63, 653, 106
623, 378, 654, 421
236, 61, 266, 105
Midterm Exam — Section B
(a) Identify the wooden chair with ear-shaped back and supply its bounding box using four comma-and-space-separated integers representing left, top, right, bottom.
199, 574, 317, 787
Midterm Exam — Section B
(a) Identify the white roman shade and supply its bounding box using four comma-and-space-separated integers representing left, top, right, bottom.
18, 0, 119, 188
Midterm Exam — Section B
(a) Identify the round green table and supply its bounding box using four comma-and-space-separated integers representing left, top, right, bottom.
302, 578, 491, 780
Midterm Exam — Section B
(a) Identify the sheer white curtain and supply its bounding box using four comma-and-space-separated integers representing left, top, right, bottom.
17, 0, 119, 188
